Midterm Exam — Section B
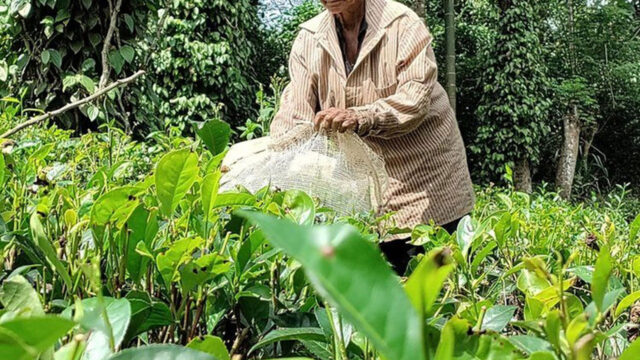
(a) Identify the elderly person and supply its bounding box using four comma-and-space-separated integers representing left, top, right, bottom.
270, 0, 474, 274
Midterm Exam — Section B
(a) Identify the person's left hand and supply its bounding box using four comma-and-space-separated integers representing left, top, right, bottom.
313, 107, 359, 133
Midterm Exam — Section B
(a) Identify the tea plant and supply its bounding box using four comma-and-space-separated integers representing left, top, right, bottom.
1, 103, 640, 359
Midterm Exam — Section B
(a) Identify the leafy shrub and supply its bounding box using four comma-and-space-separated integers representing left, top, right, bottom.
136, 0, 263, 132
0, 0, 159, 131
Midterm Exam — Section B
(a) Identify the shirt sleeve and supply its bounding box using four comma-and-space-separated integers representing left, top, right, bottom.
350, 19, 438, 139
269, 31, 319, 139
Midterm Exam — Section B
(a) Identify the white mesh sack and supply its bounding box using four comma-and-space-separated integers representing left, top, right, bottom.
220, 125, 388, 215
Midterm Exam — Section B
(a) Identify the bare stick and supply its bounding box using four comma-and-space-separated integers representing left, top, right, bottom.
99, 0, 123, 89
0, 70, 146, 139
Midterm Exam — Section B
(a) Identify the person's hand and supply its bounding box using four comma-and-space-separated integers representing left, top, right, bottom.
313, 108, 359, 133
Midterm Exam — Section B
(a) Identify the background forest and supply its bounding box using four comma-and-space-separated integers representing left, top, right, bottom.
1, 1, 640, 360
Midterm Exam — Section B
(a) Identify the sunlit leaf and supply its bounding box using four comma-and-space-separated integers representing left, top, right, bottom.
238, 211, 426, 360
155, 148, 199, 217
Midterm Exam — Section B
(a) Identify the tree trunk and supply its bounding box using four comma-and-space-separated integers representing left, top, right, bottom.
555, 0, 580, 200
445, 0, 456, 112
556, 108, 581, 199
514, 158, 532, 193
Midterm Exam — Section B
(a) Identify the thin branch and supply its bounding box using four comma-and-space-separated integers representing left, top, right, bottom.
1, 70, 146, 139
99, 0, 123, 89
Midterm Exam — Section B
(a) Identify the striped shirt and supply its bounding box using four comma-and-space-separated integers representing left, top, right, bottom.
270, 0, 475, 238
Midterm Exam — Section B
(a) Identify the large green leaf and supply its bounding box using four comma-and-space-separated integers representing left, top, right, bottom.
155, 149, 199, 216
620, 337, 640, 360
213, 193, 256, 208
405, 247, 454, 318
615, 290, 640, 318
187, 335, 230, 360
238, 211, 426, 360
591, 245, 613, 312
434, 319, 455, 360
507, 335, 553, 354
0, 316, 75, 358
30, 213, 73, 289
281, 190, 315, 225
125, 206, 158, 283
195, 120, 231, 156
63, 297, 131, 360
91, 187, 141, 229
123, 292, 172, 344
0, 326, 33, 360
201, 171, 222, 220
0, 275, 43, 317
157, 238, 203, 287
249, 328, 326, 354
106, 345, 217, 360
482, 305, 517, 332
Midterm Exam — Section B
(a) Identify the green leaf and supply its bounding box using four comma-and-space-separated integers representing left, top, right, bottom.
213, 193, 256, 208
157, 238, 203, 286
106, 345, 217, 360
90, 186, 140, 228
249, 328, 325, 354
620, 337, 640, 360
282, 190, 315, 225
108, 50, 124, 74
507, 335, 552, 354
64, 297, 131, 360
631, 214, 640, 242
434, 319, 455, 360
482, 305, 517, 332
0, 316, 75, 355
120, 45, 135, 63
41, 49, 51, 65
456, 216, 475, 260
187, 335, 229, 360
0, 275, 43, 317
54, 336, 86, 360
123, 293, 172, 344
49, 49, 62, 68
17, 1, 31, 17
87, 104, 100, 121
155, 149, 199, 216
0, 326, 33, 360
125, 206, 158, 283
30, 213, 73, 290
615, 290, 640, 318
405, 247, 454, 318
0, 154, 5, 189
591, 246, 613, 312
123, 14, 134, 32
195, 120, 231, 156
238, 211, 426, 360
89, 33, 101, 47
81, 0, 92, 9
544, 310, 562, 350
201, 172, 221, 220
179, 254, 229, 294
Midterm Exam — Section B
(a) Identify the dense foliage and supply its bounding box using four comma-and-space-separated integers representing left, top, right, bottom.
138, 0, 263, 131
1, 0, 640, 359
472, 1, 552, 188
1, 96, 640, 359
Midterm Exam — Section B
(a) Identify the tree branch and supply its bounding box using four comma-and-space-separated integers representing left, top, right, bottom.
1, 70, 146, 139
99, 0, 123, 89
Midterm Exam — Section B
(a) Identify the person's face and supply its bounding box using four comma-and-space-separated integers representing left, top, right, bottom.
320, 0, 358, 15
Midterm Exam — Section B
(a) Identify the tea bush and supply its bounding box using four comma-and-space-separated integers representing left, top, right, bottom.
1, 96, 640, 359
